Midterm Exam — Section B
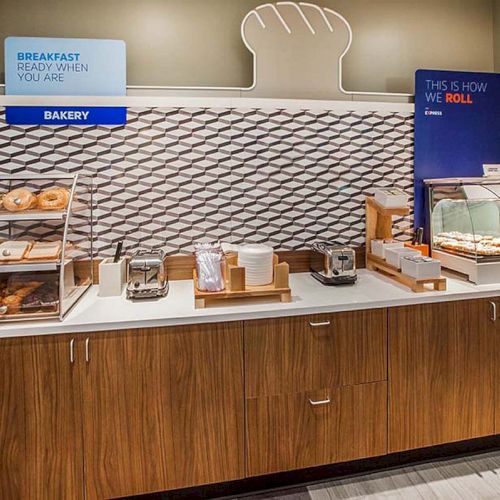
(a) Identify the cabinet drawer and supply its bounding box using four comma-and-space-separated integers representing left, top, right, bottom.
246, 381, 387, 476
245, 309, 387, 398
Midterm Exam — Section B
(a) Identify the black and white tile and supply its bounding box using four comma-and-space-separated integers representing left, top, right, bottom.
0, 106, 414, 257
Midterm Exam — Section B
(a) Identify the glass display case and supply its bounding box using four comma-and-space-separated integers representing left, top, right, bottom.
0, 174, 93, 321
425, 177, 500, 284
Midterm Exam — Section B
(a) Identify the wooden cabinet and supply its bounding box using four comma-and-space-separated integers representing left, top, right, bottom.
245, 309, 387, 398
389, 299, 496, 453
0, 337, 28, 499
493, 298, 500, 434
83, 323, 245, 499
0, 323, 244, 500
0, 334, 84, 499
3, 297, 500, 497
247, 382, 387, 476
245, 309, 388, 475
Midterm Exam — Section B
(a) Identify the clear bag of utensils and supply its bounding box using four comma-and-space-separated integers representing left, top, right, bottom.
194, 242, 226, 292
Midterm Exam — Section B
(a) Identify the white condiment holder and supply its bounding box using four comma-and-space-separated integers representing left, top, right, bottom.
371, 239, 404, 259
385, 247, 421, 270
373, 188, 409, 208
401, 256, 441, 279
98, 258, 127, 297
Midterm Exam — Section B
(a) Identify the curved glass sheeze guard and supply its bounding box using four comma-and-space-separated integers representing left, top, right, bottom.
0, 174, 93, 321
427, 179, 500, 263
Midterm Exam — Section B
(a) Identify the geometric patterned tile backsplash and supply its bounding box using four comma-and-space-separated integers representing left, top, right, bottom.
0, 106, 414, 257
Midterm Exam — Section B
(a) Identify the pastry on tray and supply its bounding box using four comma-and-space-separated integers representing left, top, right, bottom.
37, 187, 70, 210
0, 273, 57, 315
2, 188, 38, 212
0, 186, 71, 212
0, 281, 44, 315
0, 241, 31, 262
21, 282, 59, 312
26, 241, 62, 261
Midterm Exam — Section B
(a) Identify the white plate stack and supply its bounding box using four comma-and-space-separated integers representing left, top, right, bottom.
238, 244, 274, 286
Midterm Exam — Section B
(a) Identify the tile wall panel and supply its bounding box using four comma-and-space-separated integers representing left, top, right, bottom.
0, 106, 414, 256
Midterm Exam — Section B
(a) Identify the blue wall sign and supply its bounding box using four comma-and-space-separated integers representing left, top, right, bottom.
5, 37, 126, 96
6, 106, 127, 125
414, 69, 500, 231
4, 37, 127, 125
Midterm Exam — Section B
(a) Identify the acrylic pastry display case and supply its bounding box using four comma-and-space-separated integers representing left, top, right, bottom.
425, 177, 500, 284
0, 174, 93, 321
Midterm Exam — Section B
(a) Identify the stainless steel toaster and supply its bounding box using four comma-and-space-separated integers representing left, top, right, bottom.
310, 242, 357, 285
126, 249, 169, 299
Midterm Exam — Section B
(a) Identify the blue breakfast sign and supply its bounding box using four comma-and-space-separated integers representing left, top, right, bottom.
413, 70, 500, 232
4, 36, 127, 125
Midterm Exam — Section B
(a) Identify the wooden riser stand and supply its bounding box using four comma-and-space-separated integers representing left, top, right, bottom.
194, 253, 292, 308
365, 196, 446, 293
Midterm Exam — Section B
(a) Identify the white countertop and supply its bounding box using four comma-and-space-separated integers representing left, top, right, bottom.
1, 269, 500, 338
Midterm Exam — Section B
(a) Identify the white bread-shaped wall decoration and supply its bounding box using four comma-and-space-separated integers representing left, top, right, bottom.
241, 2, 352, 99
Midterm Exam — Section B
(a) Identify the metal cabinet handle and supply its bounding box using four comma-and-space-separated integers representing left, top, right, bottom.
309, 397, 331, 406
85, 338, 90, 363
490, 302, 497, 322
69, 338, 75, 364
309, 320, 331, 327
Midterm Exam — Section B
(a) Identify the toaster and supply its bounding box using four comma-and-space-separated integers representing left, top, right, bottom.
126, 249, 169, 299
310, 242, 357, 285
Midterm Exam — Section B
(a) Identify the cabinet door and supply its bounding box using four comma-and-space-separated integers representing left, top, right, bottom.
389, 300, 495, 453
83, 322, 244, 499
0, 335, 84, 499
247, 382, 387, 476
493, 299, 500, 433
245, 309, 387, 398
0, 337, 27, 499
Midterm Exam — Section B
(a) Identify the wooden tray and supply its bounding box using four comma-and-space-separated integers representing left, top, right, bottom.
367, 253, 446, 293
365, 196, 446, 293
194, 253, 291, 308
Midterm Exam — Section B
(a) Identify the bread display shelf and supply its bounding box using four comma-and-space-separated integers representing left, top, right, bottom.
194, 253, 291, 308
365, 196, 447, 293
0, 259, 70, 274
0, 202, 88, 221
0, 209, 68, 221
434, 245, 500, 261
0, 174, 93, 322
0, 310, 59, 321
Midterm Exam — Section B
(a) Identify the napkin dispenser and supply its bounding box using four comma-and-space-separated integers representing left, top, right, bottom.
126, 249, 169, 299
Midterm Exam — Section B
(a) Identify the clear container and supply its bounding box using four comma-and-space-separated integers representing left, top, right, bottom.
0, 174, 93, 321
426, 179, 500, 261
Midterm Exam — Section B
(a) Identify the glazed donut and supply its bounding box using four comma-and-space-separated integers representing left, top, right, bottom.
3, 188, 37, 212
37, 188, 70, 211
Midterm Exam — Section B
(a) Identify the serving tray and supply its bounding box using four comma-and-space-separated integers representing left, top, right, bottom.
193, 253, 291, 308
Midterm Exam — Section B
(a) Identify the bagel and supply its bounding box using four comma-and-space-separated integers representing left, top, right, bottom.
37, 188, 70, 211
3, 188, 37, 212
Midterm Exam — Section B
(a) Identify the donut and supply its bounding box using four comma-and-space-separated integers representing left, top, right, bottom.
3, 188, 37, 212
3, 295, 23, 314
37, 188, 70, 211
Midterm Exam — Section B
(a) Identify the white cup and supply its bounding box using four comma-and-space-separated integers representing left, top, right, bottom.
98, 258, 127, 297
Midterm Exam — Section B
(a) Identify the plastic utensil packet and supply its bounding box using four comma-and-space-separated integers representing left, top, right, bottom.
194, 242, 226, 292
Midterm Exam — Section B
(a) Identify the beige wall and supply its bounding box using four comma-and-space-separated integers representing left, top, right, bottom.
0, 0, 495, 94
495, 0, 500, 71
